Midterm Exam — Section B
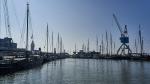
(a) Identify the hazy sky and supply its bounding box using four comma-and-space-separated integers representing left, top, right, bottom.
1, 0, 150, 53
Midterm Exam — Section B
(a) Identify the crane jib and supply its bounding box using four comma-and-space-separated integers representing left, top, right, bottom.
113, 14, 123, 34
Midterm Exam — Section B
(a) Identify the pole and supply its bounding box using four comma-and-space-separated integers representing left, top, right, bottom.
26, 2, 29, 50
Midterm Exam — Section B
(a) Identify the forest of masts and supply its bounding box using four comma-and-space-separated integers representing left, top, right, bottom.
45, 24, 65, 54
74, 26, 144, 56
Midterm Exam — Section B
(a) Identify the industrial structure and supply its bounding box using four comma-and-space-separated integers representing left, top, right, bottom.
113, 14, 132, 55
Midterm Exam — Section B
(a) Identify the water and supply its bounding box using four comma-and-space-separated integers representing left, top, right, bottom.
0, 58, 150, 84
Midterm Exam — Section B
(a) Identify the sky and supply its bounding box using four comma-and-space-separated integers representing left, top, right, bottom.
1, 0, 150, 53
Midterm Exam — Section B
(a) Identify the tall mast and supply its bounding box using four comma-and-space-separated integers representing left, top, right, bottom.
84, 45, 86, 52
87, 38, 89, 52
57, 33, 59, 53
96, 36, 98, 52
75, 43, 76, 53
101, 34, 104, 55
142, 37, 144, 54
82, 43, 84, 52
3, 0, 11, 38
26, 2, 29, 50
60, 36, 62, 53
0, 0, 1, 38
52, 31, 53, 53
114, 41, 116, 54
106, 31, 108, 55
139, 25, 143, 55
135, 39, 137, 53
110, 32, 112, 55
99, 45, 101, 54
46, 23, 49, 53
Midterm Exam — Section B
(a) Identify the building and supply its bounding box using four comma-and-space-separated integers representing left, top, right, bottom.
0, 37, 17, 50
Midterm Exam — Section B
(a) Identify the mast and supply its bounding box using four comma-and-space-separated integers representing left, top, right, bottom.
110, 32, 112, 55
57, 33, 59, 53
0, 0, 1, 38
82, 43, 84, 52
75, 43, 76, 53
87, 38, 89, 52
106, 31, 108, 55
101, 34, 104, 55
135, 39, 138, 53
142, 37, 144, 54
139, 25, 143, 56
3, 0, 11, 38
46, 23, 49, 54
114, 41, 116, 54
84, 45, 86, 52
96, 36, 98, 52
26, 2, 29, 50
52, 31, 53, 53
60, 36, 62, 53
99, 45, 101, 54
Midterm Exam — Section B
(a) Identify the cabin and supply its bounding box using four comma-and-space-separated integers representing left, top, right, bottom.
0, 37, 17, 50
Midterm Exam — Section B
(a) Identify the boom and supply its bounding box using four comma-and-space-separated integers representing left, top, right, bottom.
113, 14, 123, 34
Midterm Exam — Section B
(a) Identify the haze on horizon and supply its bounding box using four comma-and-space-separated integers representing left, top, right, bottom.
0, 0, 150, 54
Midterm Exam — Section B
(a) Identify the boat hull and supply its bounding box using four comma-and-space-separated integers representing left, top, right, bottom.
0, 56, 43, 74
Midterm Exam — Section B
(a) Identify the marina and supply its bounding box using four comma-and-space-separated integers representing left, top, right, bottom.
0, 0, 150, 84
0, 1, 69, 74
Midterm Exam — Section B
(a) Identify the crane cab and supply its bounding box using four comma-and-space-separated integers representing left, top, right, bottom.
120, 37, 129, 44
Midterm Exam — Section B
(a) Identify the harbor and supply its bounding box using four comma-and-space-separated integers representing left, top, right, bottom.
0, 0, 150, 84
0, 1, 69, 74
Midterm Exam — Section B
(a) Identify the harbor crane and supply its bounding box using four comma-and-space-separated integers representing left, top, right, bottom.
113, 14, 132, 55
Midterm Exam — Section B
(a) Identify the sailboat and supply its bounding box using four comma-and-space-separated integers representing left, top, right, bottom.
15, 2, 43, 69
0, 2, 43, 74
43, 23, 53, 63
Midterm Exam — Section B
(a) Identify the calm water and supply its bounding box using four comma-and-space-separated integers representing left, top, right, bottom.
0, 58, 150, 84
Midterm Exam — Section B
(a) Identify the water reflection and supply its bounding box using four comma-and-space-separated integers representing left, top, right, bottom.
0, 58, 150, 84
